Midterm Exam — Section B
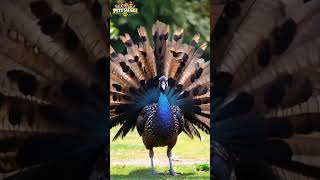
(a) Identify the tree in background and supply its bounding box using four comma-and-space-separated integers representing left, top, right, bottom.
110, 0, 210, 60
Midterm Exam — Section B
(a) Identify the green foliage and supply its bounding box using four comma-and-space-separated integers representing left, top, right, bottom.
195, 163, 210, 172
110, 19, 119, 40
110, 0, 210, 59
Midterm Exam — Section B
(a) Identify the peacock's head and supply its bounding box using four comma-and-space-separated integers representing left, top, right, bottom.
159, 76, 168, 92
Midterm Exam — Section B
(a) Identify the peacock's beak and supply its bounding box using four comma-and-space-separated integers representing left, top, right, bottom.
161, 83, 166, 90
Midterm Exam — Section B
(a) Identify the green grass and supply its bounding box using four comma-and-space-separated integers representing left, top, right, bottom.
111, 165, 209, 180
110, 127, 210, 179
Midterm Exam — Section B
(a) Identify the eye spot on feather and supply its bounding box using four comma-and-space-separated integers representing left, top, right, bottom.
39, 13, 63, 35
129, 70, 135, 77
258, 39, 271, 67
119, 62, 126, 67
273, 18, 297, 55
173, 51, 179, 57
190, 40, 197, 46
122, 65, 130, 73
190, 74, 195, 83
122, 95, 131, 101
111, 52, 118, 58
128, 58, 135, 63
173, 34, 182, 42
120, 62, 130, 73
112, 94, 117, 101
153, 32, 158, 40
8, 104, 22, 125
159, 34, 164, 41
192, 85, 202, 96
141, 51, 147, 57
176, 67, 182, 75
30, 1, 63, 35
134, 56, 139, 62
125, 40, 133, 47
182, 54, 188, 62
141, 36, 147, 42
164, 33, 169, 40
7, 70, 39, 96
195, 68, 203, 79
201, 87, 208, 95
64, 23, 80, 50
112, 84, 122, 92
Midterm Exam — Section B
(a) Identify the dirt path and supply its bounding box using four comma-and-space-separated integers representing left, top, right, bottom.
111, 158, 208, 166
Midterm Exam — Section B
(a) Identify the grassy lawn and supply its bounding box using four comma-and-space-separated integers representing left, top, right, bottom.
110, 127, 210, 179
111, 165, 209, 180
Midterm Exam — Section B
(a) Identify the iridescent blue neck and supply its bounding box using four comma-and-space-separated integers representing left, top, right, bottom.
156, 92, 172, 123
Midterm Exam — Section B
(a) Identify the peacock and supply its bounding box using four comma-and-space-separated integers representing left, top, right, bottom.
212, 0, 320, 179
0, 0, 109, 179
110, 21, 210, 175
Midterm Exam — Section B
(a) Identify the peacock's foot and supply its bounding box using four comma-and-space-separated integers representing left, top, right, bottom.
169, 170, 177, 176
151, 170, 158, 175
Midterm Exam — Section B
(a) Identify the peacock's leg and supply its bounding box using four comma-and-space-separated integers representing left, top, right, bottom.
149, 149, 157, 175
167, 148, 177, 176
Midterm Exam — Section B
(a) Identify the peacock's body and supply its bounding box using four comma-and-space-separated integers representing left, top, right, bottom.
139, 92, 182, 149
212, 0, 320, 179
110, 21, 210, 175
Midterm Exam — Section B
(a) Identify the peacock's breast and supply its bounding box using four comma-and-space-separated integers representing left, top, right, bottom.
141, 102, 178, 148
154, 93, 176, 136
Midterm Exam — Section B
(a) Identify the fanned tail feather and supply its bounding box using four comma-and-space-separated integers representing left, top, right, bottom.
111, 21, 210, 140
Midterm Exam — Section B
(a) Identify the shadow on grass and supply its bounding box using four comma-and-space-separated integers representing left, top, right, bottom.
111, 167, 209, 180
